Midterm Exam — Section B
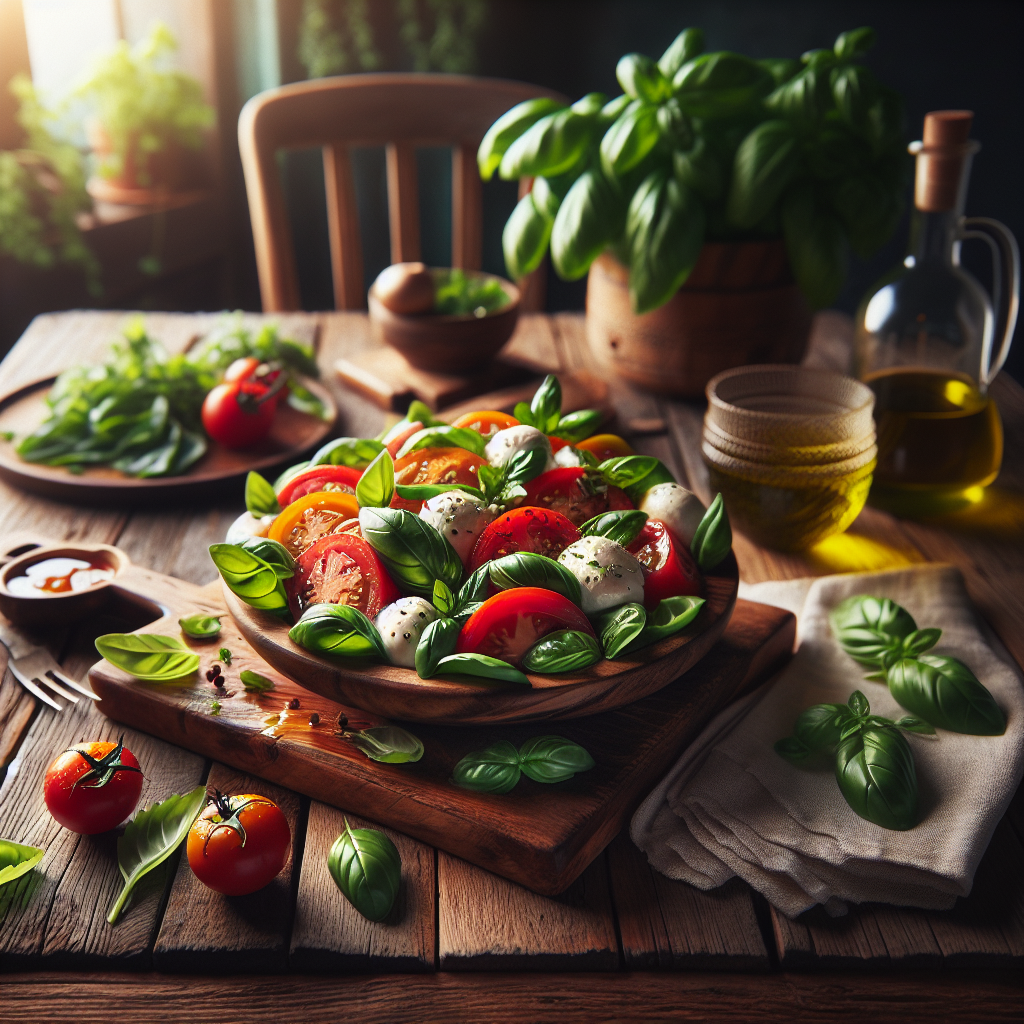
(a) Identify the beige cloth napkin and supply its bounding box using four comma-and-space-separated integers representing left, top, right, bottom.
630, 566, 1024, 918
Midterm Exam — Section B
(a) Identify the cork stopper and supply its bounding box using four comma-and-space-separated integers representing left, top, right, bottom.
912, 110, 977, 213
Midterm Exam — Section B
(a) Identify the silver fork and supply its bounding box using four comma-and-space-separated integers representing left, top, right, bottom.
0, 621, 99, 712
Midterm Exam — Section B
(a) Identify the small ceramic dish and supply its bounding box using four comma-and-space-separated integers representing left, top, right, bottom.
0, 542, 128, 627
368, 270, 520, 373
702, 419, 876, 466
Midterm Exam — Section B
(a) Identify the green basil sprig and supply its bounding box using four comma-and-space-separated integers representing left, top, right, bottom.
95, 633, 200, 682
289, 603, 389, 661
107, 786, 206, 923
355, 448, 395, 508
435, 653, 530, 685
0, 839, 44, 890
209, 543, 290, 617
452, 735, 595, 794
244, 471, 281, 517
514, 373, 563, 434
328, 821, 402, 921
178, 614, 221, 640
359, 507, 461, 598
551, 408, 603, 443
830, 595, 918, 654
395, 425, 486, 460
309, 436, 384, 469
218, 647, 232, 665
487, 551, 582, 605
597, 455, 661, 489
395, 482, 484, 502
346, 725, 424, 764
240, 670, 274, 693
580, 509, 648, 547
522, 630, 601, 673
414, 617, 461, 678
240, 536, 295, 577
477, 446, 548, 504
690, 493, 732, 570
478, 97, 566, 180
594, 597, 704, 658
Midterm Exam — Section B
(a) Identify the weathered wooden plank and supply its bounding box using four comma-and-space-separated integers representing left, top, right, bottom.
437, 852, 619, 972
152, 763, 299, 973
0, 654, 35, 771
289, 806, 435, 973
606, 832, 769, 971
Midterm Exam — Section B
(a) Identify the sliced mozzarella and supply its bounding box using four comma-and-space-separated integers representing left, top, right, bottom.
484, 425, 555, 471
639, 482, 706, 546
557, 535, 644, 614
374, 597, 437, 668
418, 490, 496, 564
225, 511, 276, 546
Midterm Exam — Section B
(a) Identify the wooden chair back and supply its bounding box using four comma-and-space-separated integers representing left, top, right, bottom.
238, 73, 566, 312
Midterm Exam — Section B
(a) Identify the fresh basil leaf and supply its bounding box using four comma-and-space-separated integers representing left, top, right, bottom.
835, 724, 918, 831
690, 492, 732, 570
456, 564, 493, 610
900, 628, 942, 658
240, 669, 274, 693
218, 647, 232, 665
395, 426, 486, 460
289, 603, 389, 661
502, 192, 553, 280
504, 446, 549, 489
782, 184, 846, 309
830, 595, 918, 643
209, 543, 290, 616
309, 436, 384, 469
358, 507, 462, 599
600, 101, 661, 178
834, 26, 876, 60
95, 633, 200, 682
672, 51, 773, 118
616, 52, 671, 102
0, 839, 44, 889
499, 108, 594, 180
658, 27, 704, 80
453, 602, 483, 627
452, 741, 522, 793
580, 509, 648, 546
240, 537, 296, 578
415, 617, 461, 678
244, 471, 281, 517
432, 579, 456, 616
886, 655, 1006, 736
894, 715, 936, 735
107, 786, 206, 923
348, 726, 424, 764
178, 614, 221, 640
435, 653, 531, 685
552, 409, 603, 443
551, 169, 627, 281
848, 690, 870, 717
395, 483, 484, 502
529, 374, 563, 435
628, 595, 705, 652
623, 460, 676, 504
595, 602, 647, 659
487, 551, 582, 605
792, 702, 851, 752
478, 97, 566, 180
727, 120, 801, 228
774, 735, 812, 764
518, 735, 596, 783
328, 821, 402, 921
597, 455, 659, 489
512, 401, 536, 428
356, 449, 395, 509
286, 383, 328, 421
522, 630, 601, 674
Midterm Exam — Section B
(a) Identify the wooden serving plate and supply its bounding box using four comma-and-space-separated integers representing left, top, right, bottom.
224, 555, 739, 726
0, 376, 337, 504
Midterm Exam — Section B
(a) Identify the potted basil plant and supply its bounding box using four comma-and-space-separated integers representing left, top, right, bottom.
478, 27, 907, 397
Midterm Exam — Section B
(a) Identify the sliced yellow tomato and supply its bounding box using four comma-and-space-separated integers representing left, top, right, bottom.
450, 410, 519, 438
268, 491, 361, 558
575, 433, 635, 462
391, 447, 487, 511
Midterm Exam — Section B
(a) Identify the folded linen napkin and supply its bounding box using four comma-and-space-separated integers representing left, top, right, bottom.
630, 566, 1024, 918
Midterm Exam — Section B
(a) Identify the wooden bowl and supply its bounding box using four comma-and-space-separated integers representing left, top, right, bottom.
0, 541, 129, 627
368, 272, 520, 374
224, 553, 739, 726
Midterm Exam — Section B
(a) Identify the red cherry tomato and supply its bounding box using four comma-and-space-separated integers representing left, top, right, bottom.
468, 506, 581, 572
520, 468, 633, 527
43, 738, 143, 834
277, 464, 362, 506
391, 447, 487, 512
547, 436, 570, 454
288, 533, 400, 619
202, 381, 277, 450
222, 357, 262, 383
187, 792, 290, 896
627, 519, 704, 610
456, 587, 596, 667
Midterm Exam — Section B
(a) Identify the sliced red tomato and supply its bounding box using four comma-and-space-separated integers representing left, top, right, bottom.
575, 433, 635, 462
520, 468, 633, 527
269, 491, 361, 557
391, 447, 487, 512
277, 464, 362, 506
456, 588, 595, 667
627, 519, 703, 610
468, 506, 580, 572
547, 435, 570, 454
385, 421, 423, 459
451, 410, 519, 437
288, 533, 399, 619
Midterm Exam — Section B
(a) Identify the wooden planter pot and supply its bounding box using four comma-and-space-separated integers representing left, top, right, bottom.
585, 242, 812, 398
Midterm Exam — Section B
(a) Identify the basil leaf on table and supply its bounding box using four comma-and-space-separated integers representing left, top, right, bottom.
551, 409, 603, 443
774, 703, 852, 763
487, 551, 582, 605
209, 543, 290, 616
240, 537, 296, 578
595, 602, 647, 659
518, 735, 596, 783
178, 614, 221, 640
239, 670, 274, 693
95, 634, 200, 682
328, 821, 402, 921
452, 735, 595, 793
355, 449, 395, 509
886, 655, 1006, 736
0, 839, 44, 889
452, 741, 522, 793
830, 595, 918, 644
358, 507, 462, 599
309, 436, 384, 469
835, 724, 918, 831
522, 630, 602, 673
579, 509, 648, 547
244, 471, 281, 517
395, 482, 484, 502
289, 604, 389, 661
435, 653, 530, 685
395, 426, 486, 460
348, 726, 424, 764
414, 617, 460, 679
690, 493, 732, 570
107, 786, 206, 923
477, 97, 565, 180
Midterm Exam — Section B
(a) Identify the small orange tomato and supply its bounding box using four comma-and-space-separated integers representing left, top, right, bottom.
575, 433, 635, 462
391, 447, 488, 511
268, 490, 361, 557
450, 410, 519, 438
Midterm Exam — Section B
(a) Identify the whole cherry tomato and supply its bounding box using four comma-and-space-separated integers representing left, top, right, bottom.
627, 519, 703, 610
202, 380, 277, 450
469, 506, 580, 572
520, 468, 633, 526
43, 736, 143, 834
223, 357, 288, 401
187, 791, 291, 896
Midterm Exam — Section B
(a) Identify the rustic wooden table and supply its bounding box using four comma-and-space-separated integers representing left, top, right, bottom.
0, 311, 1020, 1023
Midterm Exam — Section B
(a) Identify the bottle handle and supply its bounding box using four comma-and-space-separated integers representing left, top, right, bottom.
959, 216, 1020, 385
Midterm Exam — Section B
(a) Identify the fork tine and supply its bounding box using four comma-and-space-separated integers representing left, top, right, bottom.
48, 669, 99, 700
9, 665, 63, 711
38, 674, 80, 704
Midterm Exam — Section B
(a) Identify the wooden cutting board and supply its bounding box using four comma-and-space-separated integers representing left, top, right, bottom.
79, 558, 794, 896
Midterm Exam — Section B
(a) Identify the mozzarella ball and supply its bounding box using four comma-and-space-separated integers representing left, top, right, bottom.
554, 445, 588, 468
374, 597, 438, 667
418, 490, 496, 564
484, 425, 555, 471
639, 482, 706, 546
557, 535, 644, 614
225, 511, 276, 546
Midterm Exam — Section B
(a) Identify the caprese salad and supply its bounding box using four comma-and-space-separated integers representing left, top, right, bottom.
211, 375, 732, 685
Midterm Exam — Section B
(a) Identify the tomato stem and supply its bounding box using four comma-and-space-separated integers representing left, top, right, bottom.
68, 734, 143, 793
